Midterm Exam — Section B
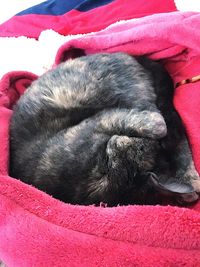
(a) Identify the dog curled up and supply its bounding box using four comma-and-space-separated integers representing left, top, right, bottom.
9, 52, 200, 206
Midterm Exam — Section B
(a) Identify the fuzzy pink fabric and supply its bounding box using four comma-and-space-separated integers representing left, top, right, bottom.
1, 11, 200, 267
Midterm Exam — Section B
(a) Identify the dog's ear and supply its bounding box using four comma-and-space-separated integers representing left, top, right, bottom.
148, 172, 199, 204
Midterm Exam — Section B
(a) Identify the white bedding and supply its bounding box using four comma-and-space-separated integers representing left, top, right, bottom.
0, 0, 44, 24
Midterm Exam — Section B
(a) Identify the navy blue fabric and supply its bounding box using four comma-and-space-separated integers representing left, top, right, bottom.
17, 0, 82, 16
76, 0, 113, 12
17, 0, 114, 16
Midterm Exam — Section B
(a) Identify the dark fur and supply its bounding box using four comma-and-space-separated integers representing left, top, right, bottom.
9, 53, 200, 206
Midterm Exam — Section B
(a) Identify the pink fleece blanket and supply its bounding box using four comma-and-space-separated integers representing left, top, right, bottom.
1, 9, 200, 267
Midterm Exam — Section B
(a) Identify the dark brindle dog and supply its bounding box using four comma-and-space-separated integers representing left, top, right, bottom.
9, 53, 200, 206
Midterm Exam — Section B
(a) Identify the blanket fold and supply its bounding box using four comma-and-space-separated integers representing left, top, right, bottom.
1, 2, 200, 267
0, 71, 38, 109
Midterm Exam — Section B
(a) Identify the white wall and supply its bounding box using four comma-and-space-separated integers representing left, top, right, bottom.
0, 0, 44, 24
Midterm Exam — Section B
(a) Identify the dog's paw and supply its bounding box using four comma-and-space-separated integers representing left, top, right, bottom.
106, 135, 132, 156
127, 111, 167, 139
